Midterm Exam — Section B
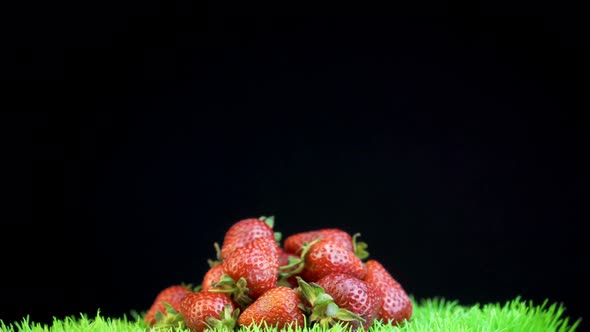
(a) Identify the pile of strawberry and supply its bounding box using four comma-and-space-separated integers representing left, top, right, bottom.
144, 216, 412, 331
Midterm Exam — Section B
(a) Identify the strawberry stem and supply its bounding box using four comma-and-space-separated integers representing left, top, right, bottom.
279, 256, 303, 273
278, 238, 321, 281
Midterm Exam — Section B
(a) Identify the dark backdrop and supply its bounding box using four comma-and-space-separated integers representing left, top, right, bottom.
2, 2, 588, 331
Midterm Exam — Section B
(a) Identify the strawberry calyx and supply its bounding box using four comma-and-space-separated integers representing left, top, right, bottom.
278, 255, 305, 278
204, 303, 240, 331
259, 215, 274, 228
295, 276, 365, 328
152, 302, 186, 330
277, 255, 302, 287
209, 274, 253, 308
259, 215, 282, 244
352, 233, 369, 261
207, 242, 223, 268
278, 238, 321, 283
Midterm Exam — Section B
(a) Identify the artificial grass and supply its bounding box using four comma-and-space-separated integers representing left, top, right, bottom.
0, 296, 581, 332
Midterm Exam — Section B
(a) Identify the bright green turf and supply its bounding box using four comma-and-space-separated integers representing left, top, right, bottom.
0, 296, 582, 332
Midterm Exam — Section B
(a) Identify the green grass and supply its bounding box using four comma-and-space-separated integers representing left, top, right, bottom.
0, 296, 582, 332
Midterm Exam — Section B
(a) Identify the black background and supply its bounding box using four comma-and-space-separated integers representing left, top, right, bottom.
2, 2, 588, 331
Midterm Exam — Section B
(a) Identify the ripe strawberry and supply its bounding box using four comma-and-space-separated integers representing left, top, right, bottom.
201, 264, 225, 293
296, 276, 365, 329
212, 236, 279, 306
284, 228, 354, 253
144, 284, 192, 326
363, 259, 413, 325
284, 229, 370, 260
237, 286, 306, 329
300, 238, 367, 282
220, 216, 278, 260
179, 292, 238, 332
315, 273, 381, 329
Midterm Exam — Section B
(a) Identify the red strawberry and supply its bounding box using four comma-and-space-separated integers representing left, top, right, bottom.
220, 216, 278, 260
144, 284, 192, 326
201, 264, 225, 293
179, 292, 238, 332
212, 236, 279, 306
284, 228, 354, 253
295, 276, 366, 329
277, 248, 300, 288
315, 273, 381, 329
237, 286, 306, 329
363, 259, 413, 325
300, 238, 367, 282
284, 229, 370, 260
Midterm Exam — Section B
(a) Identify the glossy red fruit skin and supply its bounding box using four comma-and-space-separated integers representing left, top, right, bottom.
316, 273, 381, 329
222, 236, 279, 299
144, 285, 192, 326
301, 238, 367, 282
221, 218, 275, 260
363, 259, 413, 324
284, 228, 354, 254
180, 292, 236, 332
202, 264, 225, 293
237, 286, 306, 329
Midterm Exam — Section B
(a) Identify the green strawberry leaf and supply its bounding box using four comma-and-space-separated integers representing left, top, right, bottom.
209, 275, 253, 309
352, 233, 370, 261
259, 215, 275, 228
207, 242, 223, 267
205, 303, 239, 331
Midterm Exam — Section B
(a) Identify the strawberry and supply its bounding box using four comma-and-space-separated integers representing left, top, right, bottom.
284, 228, 354, 253
296, 276, 366, 329
144, 284, 192, 326
300, 238, 367, 282
237, 286, 306, 329
315, 273, 381, 329
201, 264, 225, 293
284, 229, 370, 260
363, 259, 413, 325
220, 216, 279, 260
211, 236, 279, 307
179, 292, 238, 332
